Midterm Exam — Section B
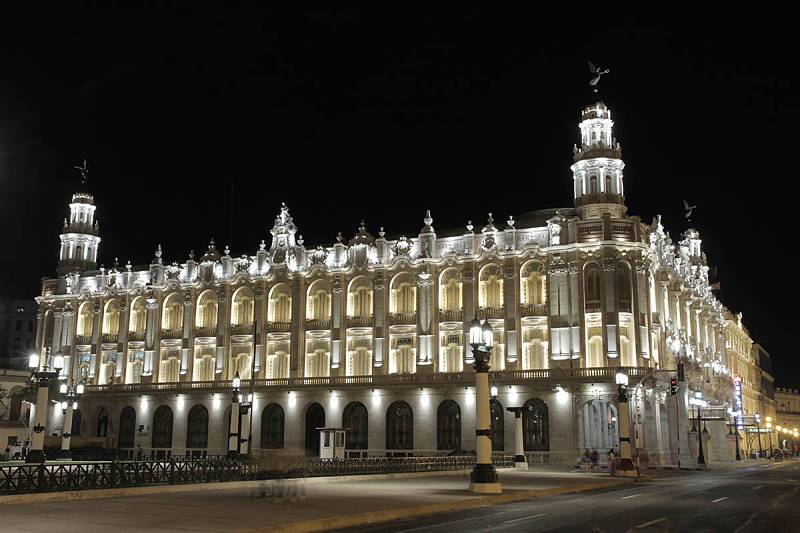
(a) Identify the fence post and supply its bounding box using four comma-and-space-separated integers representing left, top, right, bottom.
110, 458, 117, 489
169, 458, 175, 485
36, 460, 46, 493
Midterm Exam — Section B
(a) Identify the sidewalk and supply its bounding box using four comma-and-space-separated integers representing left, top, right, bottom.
0, 467, 631, 533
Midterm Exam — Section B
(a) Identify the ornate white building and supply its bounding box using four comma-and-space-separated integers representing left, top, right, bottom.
34, 101, 747, 466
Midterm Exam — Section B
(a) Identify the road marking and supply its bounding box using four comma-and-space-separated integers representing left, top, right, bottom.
622, 493, 644, 499
502, 513, 548, 525
635, 517, 668, 529
712, 497, 728, 503
786, 479, 799, 482
753, 485, 764, 490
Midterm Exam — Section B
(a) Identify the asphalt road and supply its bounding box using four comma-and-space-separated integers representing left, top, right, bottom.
342, 462, 800, 532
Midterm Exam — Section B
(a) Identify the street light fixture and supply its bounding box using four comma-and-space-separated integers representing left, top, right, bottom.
468, 317, 501, 494
614, 371, 635, 475
59, 381, 81, 459
26, 348, 64, 463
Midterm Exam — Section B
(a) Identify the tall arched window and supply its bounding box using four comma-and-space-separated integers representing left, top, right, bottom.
261, 403, 285, 449
77, 302, 94, 337
590, 175, 598, 194
306, 280, 331, 321
616, 264, 632, 312
520, 262, 546, 306
231, 287, 254, 326
585, 264, 602, 311
491, 399, 504, 452
390, 273, 416, 314
102, 300, 120, 335
479, 265, 504, 310
118, 406, 136, 449
195, 291, 218, 329
152, 405, 174, 449
439, 269, 462, 311
161, 293, 183, 330
186, 405, 209, 449
522, 398, 549, 451
97, 407, 109, 437
269, 284, 292, 323
386, 401, 413, 450
129, 297, 146, 334
343, 401, 368, 450
588, 336, 604, 367
305, 403, 325, 457
348, 276, 373, 318
437, 400, 461, 451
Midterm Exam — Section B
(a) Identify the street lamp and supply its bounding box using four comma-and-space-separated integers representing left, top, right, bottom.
26, 348, 64, 463
615, 371, 635, 475
689, 391, 707, 466
468, 318, 501, 494
766, 418, 774, 453
228, 371, 242, 456
59, 381, 81, 459
754, 413, 764, 459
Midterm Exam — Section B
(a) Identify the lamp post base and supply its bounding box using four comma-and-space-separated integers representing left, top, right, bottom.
470, 463, 501, 493
615, 458, 637, 477
26, 450, 45, 463
470, 481, 503, 493
513, 454, 528, 470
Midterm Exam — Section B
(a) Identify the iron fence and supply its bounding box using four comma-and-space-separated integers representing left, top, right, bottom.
0, 454, 513, 496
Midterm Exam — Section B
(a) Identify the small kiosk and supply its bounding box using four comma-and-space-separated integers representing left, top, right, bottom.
317, 427, 348, 459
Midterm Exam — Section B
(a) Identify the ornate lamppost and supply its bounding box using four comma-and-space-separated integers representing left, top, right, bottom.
615, 371, 635, 475
58, 380, 83, 459
754, 413, 764, 458
690, 391, 707, 466
27, 348, 64, 463
765, 417, 773, 454
228, 372, 241, 456
468, 318, 501, 493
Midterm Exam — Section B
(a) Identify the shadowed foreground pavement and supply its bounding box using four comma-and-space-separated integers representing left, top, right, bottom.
342, 461, 800, 532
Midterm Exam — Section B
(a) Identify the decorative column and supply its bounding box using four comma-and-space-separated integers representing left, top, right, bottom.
144, 291, 159, 380
373, 271, 386, 371
331, 276, 343, 375
118, 299, 129, 383
616, 372, 636, 476
503, 262, 518, 367
216, 288, 228, 379
507, 407, 527, 470
181, 292, 193, 379
90, 300, 101, 382
417, 264, 433, 368
469, 319, 501, 494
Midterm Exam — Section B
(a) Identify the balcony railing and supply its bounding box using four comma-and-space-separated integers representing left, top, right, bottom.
101, 333, 119, 344
389, 312, 417, 326
76, 335, 93, 346
347, 316, 373, 328
585, 300, 602, 312
82, 366, 650, 395
128, 331, 146, 342
194, 326, 217, 338
160, 328, 183, 340
269, 321, 292, 333
438, 309, 463, 323
230, 324, 254, 336
306, 318, 331, 331
520, 303, 547, 317
478, 307, 505, 320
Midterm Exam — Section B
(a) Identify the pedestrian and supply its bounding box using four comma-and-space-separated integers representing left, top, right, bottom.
590, 449, 599, 472
607, 449, 616, 475
0, 447, 10, 462
581, 448, 592, 472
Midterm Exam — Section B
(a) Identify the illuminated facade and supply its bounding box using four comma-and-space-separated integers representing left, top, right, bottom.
33, 102, 755, 466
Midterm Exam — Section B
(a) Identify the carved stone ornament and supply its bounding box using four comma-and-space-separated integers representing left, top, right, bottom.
310, 245, 328, 265
66, 272, 80, 294
393, 236, 412, 256
235, 254, 252, 273
374, 271, 385, 290
184, 292, 192, 305
166, 262, 182, 280
481, 232, 496, 252
332, 277, 343, 294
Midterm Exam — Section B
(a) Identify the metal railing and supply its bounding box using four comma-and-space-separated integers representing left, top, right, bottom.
101, 333, 119, 343
520, 303, 547, 317
83, 367, 650, 395
0, 455, 514, 495
128, 331, 146, 341
269, 321, 292, 333
347, 316, 373, 328
230, 324, 254, 336
194, 326, 217, 338
306, 318, 331, 331
438, 309, 463, 322
389, 312, 417, 326
478, 307, 505, 320
160, 328, 183, 340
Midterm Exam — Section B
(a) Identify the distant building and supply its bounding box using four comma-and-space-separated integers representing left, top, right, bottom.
753, 343, 776, 423
0, 368, 32, 449
775, 388, 800, 446
0, 299, 38, 369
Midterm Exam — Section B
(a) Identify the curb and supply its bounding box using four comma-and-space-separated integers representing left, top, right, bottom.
0, 468, 486, 506
237, 479, 631, 533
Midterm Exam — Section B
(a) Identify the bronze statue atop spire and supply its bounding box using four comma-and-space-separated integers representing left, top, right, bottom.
74, 158, 89, 185
587, 61, 610, 93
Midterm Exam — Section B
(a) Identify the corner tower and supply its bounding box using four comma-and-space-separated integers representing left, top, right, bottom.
570, 102, 626, 219
57, 189, 101, 277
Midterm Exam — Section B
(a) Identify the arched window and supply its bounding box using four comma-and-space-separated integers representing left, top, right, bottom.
103, 300, 120, 335
386, 401, 413, 450
390, 273, 416, 314
479, 265, 504, 309
231, 287, 255, 326
129, 297, 146, 334
186, 405, 209, 449
437, 400, 461, 451
343, 401, 368, 450
348, 276, 373, 318
269, 284, 292, 323
161, 293, 183, 330
585, 264, 602, 311
523, 398, 549, 451
195, 291, 218, 329
152, 405, 174, 449
616, 264, 632, 312
97, 407, 109, 437
605, 174, 612, 193
306, 280, 331, 321
439, 269, 462, 312
71, 409, 82, 436
261, 403, 285, 449
491, 399, 504, 452
590, 175, 598, 194
305, 403, 325, 457
77, 303, 94, 337
588, 336, 604, 367
118, 406, 136, 448
520, 262, 546, 306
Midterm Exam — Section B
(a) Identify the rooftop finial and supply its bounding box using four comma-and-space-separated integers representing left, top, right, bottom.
587, 61, 610, 93
73, 158, 89, 185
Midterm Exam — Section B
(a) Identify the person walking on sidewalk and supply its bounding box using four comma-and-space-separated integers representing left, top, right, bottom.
607, 449, 617, 475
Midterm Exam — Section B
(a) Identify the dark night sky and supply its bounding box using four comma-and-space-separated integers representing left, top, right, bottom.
0, 8, 796, 386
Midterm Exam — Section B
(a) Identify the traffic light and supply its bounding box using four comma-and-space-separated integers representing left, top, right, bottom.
670, 377, 679, 396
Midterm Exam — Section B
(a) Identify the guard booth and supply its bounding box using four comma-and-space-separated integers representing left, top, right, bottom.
317, 427, 347, 459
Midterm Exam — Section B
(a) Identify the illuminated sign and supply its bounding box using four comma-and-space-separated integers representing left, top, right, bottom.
733, 375, 744, 430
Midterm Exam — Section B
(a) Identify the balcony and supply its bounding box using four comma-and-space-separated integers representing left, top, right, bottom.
389, 312, 417, 326
128, 331, 145, 342
306, 318, 331, 331
194, 326, 217, 338
101, 333, 119, 344
160, 328, 183, 340
347, 316, 373, 328
269, 321, 292, 333
76, 335, 93, 346
478, 307, 505, 320
439, 309, 463, 323
230, 323, 254, 336
618, 300, 632, 313
585, 300, 602, 313
520, 303, 547, 317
